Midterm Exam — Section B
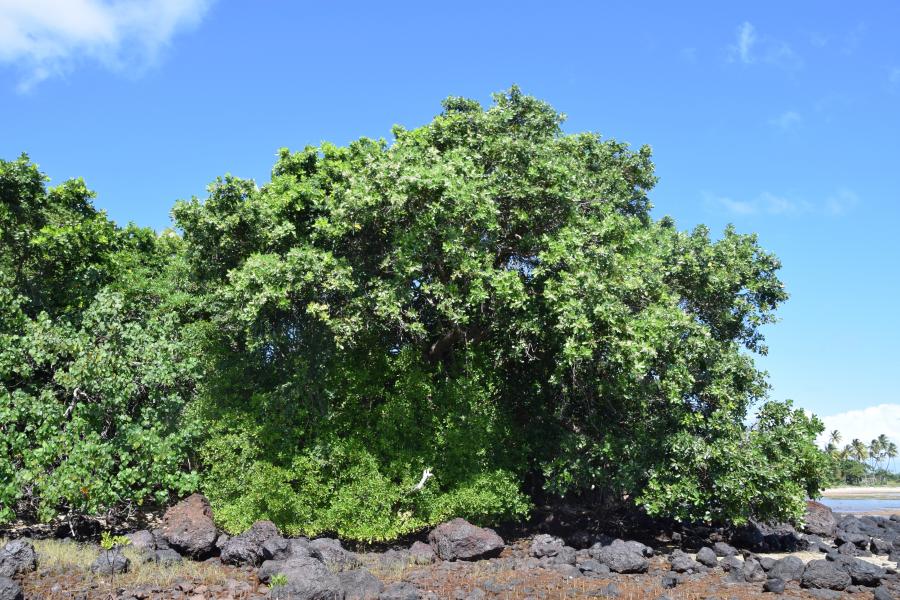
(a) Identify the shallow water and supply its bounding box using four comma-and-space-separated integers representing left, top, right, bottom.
820, 494, 900, 514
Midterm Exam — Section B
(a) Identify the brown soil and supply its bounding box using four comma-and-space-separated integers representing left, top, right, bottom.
13, 539, 892, 599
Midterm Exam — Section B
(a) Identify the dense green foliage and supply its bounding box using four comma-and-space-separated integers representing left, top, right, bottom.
0, 156, 199, 523
1, 89, 827, 539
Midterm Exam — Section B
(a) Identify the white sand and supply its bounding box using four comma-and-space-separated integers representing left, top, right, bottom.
821, 486, 900, 499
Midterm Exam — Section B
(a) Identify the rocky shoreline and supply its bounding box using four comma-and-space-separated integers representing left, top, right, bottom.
1, 497, 899, 599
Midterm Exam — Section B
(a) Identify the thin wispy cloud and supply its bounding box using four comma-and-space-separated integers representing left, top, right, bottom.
824, 188, 860, 216
732, 21, 756, 64
770, 110, 802, 131
707, 188, 858, 217
890, 67, 900, 91
727, 21, 802, 71
0, 0, 214, 91
840, 23, 866, 56
816, 404, 900, 451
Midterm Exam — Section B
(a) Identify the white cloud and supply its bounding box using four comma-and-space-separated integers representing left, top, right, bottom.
708, 191, 811, 216
815, 404, 900, 451
731, 21, 756, 64
727, 21, 802, 71
770, 110, 802, 131
708, 188, 858, 218
0, 0, 213, 91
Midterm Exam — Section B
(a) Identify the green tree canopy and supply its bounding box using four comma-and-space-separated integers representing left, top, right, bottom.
171, 88, 825, 538
0, 90, 828, 538
0, 155, 199, 523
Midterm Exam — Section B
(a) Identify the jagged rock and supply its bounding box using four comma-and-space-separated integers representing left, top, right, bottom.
733, 521, 804, 552
624, 540, 653, 557
830, 555, 886, 586
835, 528, 869, 548
379, 581, 420, 600
720, 555, 743, 572
837, 541, 860, 556
125, 530, 156, 552
695, 547, 718, 568
288, 538, 316, 558
802, 559, 851, 590
531, 534, 564, 558
577, 558, 610, 577
871, 537, 892, 555
804, 501, 837, 537
741, 556, 766, 583
758, 556, 775, 571
220, 520, 284, 566
151, 528, 170, 549
264, 536, 292, 561
149, 548, 182, 566
91, 550, 130, 574
763, 578, 785, 593
541, 546, 577, 566
874, 586, 893, 600
712, 541, 738, 557
768, 555, 804, 581
266, 555, 343, 600
0, 540, 36, 578
0, 577, 23, 600
428, 519, 504, 561
668, 550, 701, 573
409, 541, 435, 565
807, 536, 833, 553
593, 540, 648, 574
160, 494, 218, 559
310, 538, 362, 572
339, 568, 384, 600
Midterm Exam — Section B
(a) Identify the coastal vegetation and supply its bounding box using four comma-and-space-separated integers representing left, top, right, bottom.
0, 88, 828, 541
823, 430, 900, 486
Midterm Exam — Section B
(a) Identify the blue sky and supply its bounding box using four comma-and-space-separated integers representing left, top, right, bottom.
1, 1, 898, 444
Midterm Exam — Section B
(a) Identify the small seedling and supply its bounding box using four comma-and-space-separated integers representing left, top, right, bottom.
99, 531, 131, 587
269, 572, 288, 588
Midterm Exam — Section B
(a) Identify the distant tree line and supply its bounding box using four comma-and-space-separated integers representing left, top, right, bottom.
823, 430, 900, 485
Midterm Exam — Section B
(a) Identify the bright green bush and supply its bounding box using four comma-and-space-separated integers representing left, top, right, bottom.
0, 156, 199, 523
194, 349, 530, 540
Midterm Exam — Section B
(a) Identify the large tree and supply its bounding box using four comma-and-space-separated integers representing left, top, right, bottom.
175, 88, 826, 538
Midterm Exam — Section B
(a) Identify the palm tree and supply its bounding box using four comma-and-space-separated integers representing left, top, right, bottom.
851, 439, 868, 462
829, 430, 842, 447
839, 444, 852, 461
887, 442, 898, 472
870, 438, 883, 473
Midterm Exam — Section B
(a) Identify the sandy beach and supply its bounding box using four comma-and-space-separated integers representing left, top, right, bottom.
821, 486, 900, 498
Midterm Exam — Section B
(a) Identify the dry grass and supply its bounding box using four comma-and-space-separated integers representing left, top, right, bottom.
5, 537, 258, 599
26, 538, 236, 587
